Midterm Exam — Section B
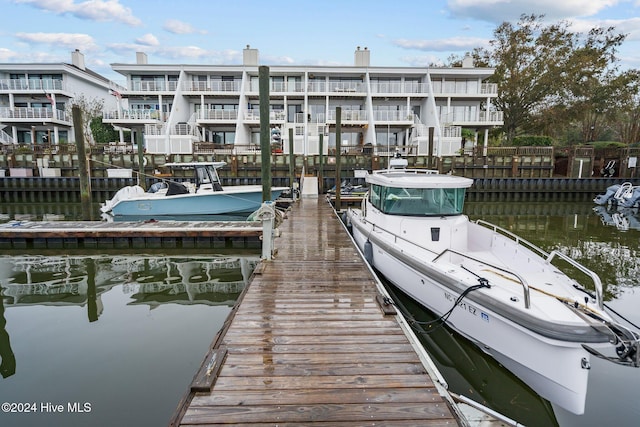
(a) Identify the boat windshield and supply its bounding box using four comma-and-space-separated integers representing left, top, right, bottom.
370, 184, 466, 216
195, 165, 221, 185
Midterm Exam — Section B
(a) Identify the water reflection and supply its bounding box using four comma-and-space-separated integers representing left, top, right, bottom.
0, 254, 258, 381
1, 255, 258, 312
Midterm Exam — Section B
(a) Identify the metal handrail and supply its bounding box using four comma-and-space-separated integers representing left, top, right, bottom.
475, 219, 604, 310
433, 248, 531, 309
474, 219, 550, 259
546, 250, 604, 310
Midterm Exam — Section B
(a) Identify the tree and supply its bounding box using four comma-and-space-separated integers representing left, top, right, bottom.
68, 94, 104, 146
477, 14, 629, 145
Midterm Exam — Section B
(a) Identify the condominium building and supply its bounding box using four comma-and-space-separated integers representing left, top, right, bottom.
0, 50, 120, 147
104, 46, 503, 157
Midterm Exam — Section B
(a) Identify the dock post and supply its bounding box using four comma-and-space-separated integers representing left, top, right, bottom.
72, 105, 93, 220
318, 134, 324, 193
136, 132, 146, 190
335, 107, 342, 211
257, 201, 275, 260
288, 127, 295, 200
259, 66, 272, 202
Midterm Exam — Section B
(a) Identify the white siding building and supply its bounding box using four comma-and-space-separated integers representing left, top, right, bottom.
104, 46, 502, 157
0, 50, 120, 147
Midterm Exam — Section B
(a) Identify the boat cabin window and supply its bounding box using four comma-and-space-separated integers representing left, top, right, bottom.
370, 184, 466, 216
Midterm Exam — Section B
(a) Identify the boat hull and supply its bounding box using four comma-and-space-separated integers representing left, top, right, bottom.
348, 210, 601, 415
109, 186, 286, 217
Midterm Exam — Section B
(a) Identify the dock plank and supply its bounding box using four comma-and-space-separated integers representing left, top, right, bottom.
171, 197, 461, 426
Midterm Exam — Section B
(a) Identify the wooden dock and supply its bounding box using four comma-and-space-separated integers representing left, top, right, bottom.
0, 220, 262, 250
170, 197, 463, 426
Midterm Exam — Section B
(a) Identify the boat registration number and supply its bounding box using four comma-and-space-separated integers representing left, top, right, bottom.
444, 292, 490, 322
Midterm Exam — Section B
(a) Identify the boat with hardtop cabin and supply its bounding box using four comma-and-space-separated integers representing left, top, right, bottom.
101, 161, 287, 219
346, 156, 640, 415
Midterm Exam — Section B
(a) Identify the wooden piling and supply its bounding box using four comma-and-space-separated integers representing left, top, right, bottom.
259, 66, 271, 202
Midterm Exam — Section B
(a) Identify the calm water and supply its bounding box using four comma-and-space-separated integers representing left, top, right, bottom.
0, 253, 259, 427
1, 201, 639, 426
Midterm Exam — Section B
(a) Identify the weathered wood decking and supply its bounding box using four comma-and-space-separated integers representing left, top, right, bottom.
171, 197, 461, 426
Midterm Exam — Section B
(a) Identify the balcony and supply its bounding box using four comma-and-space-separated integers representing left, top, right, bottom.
129, 81, 179, 92
0, 78, 65, 92
103, 109, 163, 123
439, 109, 504, 125
0, 107, 70, 124
327, 109, 367, 124
372, 110, 415, 123
196, 109, 239, 122
183, 80, 241, 93
431, 82, 498, 96
370, 82, 429, 95
242, 110, 286, 123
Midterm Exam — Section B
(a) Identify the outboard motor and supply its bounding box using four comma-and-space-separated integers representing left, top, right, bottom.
620, 186, 640, 208
601, 160, 616, 177
593, 184, 620, 205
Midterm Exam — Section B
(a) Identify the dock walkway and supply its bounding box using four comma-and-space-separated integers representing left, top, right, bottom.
171, 197, 462, 426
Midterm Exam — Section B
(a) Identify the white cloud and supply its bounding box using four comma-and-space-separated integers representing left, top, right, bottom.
163, 19, 207, 35
135, 33, 159, 47
15, 32, 97, 51
394, 36, 490, 52
0, 48, 19, 61
14, 0, 142, 26
446, 0, 621, 23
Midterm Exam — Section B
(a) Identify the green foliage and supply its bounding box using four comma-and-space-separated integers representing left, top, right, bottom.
477, 14, 634, 145
90, 117, 120, 144
588, 141, 626, 149
512, 135, 553, 146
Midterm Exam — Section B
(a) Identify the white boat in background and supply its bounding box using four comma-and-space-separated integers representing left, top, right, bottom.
101, 161, 287, 219
346, 157, 640, 415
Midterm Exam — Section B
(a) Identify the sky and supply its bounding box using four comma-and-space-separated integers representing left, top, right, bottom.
1, 0, 640, 84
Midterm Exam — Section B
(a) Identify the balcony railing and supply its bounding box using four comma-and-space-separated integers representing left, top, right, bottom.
198, 109, 239, 120
440, 110, 503, 124
327, 110, 367, 121
0, 107, 69, 122
184, 81, 242, 92
431, 82, 498, 96
243, 110, 287, 121
0, 79, 64, 92
103, 109, 163, 121
130, 81, 179, 92
372, 110, 414, 122
370, 82, 428, 94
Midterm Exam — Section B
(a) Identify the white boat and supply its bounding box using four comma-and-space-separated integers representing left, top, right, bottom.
346, 158, 639, 415
101, 161, 287, 219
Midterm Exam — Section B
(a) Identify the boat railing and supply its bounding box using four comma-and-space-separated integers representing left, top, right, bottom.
546, 250, 604, 310
365, 217, 532, 308
475, 219, 604, 310
434, 248, 532, 309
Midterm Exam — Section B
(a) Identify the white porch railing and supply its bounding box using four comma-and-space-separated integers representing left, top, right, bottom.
103, 109, 162, 120
0, 107, 69, 122
130, 81, 178, 91
0, 78, 64, 91
184, 81, 241, 92
200, 109, 239, 120
327, 109, 367, 121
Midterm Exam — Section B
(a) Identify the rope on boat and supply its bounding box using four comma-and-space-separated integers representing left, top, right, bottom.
387, 274, 491, 334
